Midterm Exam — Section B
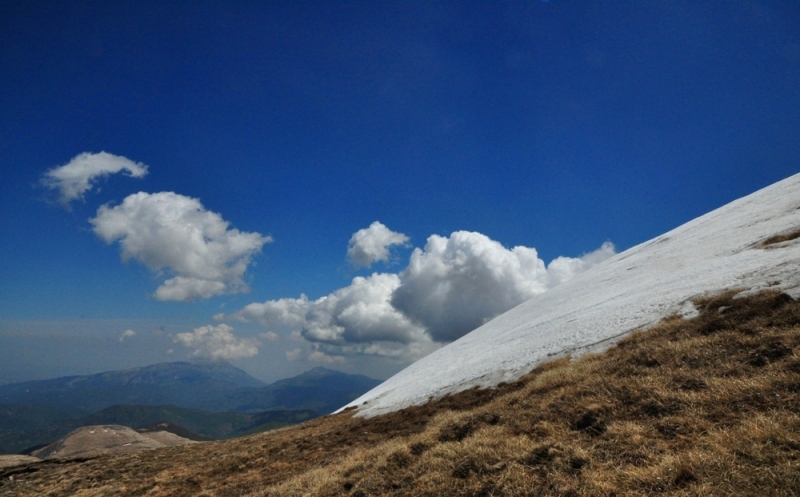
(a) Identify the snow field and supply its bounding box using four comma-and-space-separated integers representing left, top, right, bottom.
342, 173, 800, 417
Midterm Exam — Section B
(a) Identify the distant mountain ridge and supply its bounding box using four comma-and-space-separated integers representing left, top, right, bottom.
0, 362, 381, 415
229, 367, 383, 413
0, 363, 382, 454
0, 361, 266, 413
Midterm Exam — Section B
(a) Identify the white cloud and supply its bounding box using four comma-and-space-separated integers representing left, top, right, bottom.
90, 192, 271, 301
174, 323, 258, 360
285, 348, 302, 360
318, 340, 439, 363
225, 272, 424, 345
392, 232, 615, 342
41, 152, 149, 207
347, 221, 410, 267
119, 329, 137, 342
225, 295, 311, 329
546, 241, 616, 287
228, 228, 615, 358
154, 277, 228, 302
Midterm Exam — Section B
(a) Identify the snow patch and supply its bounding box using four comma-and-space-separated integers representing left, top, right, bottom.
342, 173, 800, 417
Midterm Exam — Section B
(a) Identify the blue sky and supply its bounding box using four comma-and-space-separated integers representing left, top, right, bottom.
1, 0, 799, 384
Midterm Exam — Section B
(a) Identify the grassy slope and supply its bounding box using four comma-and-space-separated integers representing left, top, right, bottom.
1, 290, 799, 496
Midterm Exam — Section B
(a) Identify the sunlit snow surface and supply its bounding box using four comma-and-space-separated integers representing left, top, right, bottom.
343, 173, 800, 417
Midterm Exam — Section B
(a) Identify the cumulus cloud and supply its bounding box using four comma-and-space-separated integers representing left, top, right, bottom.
174, 324, 258, 360
347, 221, 410, 267
119, 329, 137, 342
316, 340, 439, 362
546, 241, 616, 287
223, 295, 311, 329
392, 233, 616, 342
41, 152, 149, 207
227, 225, 615, 358
90, 192, 271, 301
278, 339, 436, 366
225, 273, 424, 345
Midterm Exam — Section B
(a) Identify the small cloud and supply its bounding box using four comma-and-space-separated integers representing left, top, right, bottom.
259, 331, 279, 341
308, 350, 346, 365
119, 329, 137, 342
347, 221, 409, 268
166, 349, 174, 355
224, 294, 310, 328
285, 348, 302, 360
174, 323, 258, 360
41, 152, 148, 208
91, 191, 271, 301
391, 232, 616, 342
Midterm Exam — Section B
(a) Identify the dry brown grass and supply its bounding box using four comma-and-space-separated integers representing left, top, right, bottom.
761, 228, 800, 247
2, 290, 800, 496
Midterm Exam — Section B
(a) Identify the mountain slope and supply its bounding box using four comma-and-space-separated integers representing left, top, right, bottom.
3, 289, 798, 495
344, 173, 800, 417
0, 366, 380, 454
228, 367, 383, 414
0, 363, 381, 417
3, 175, 800, 495
0, 361, 265, 413
30, 425, 195, 460
0, 403, 319, 455
0, 404, 83, 436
